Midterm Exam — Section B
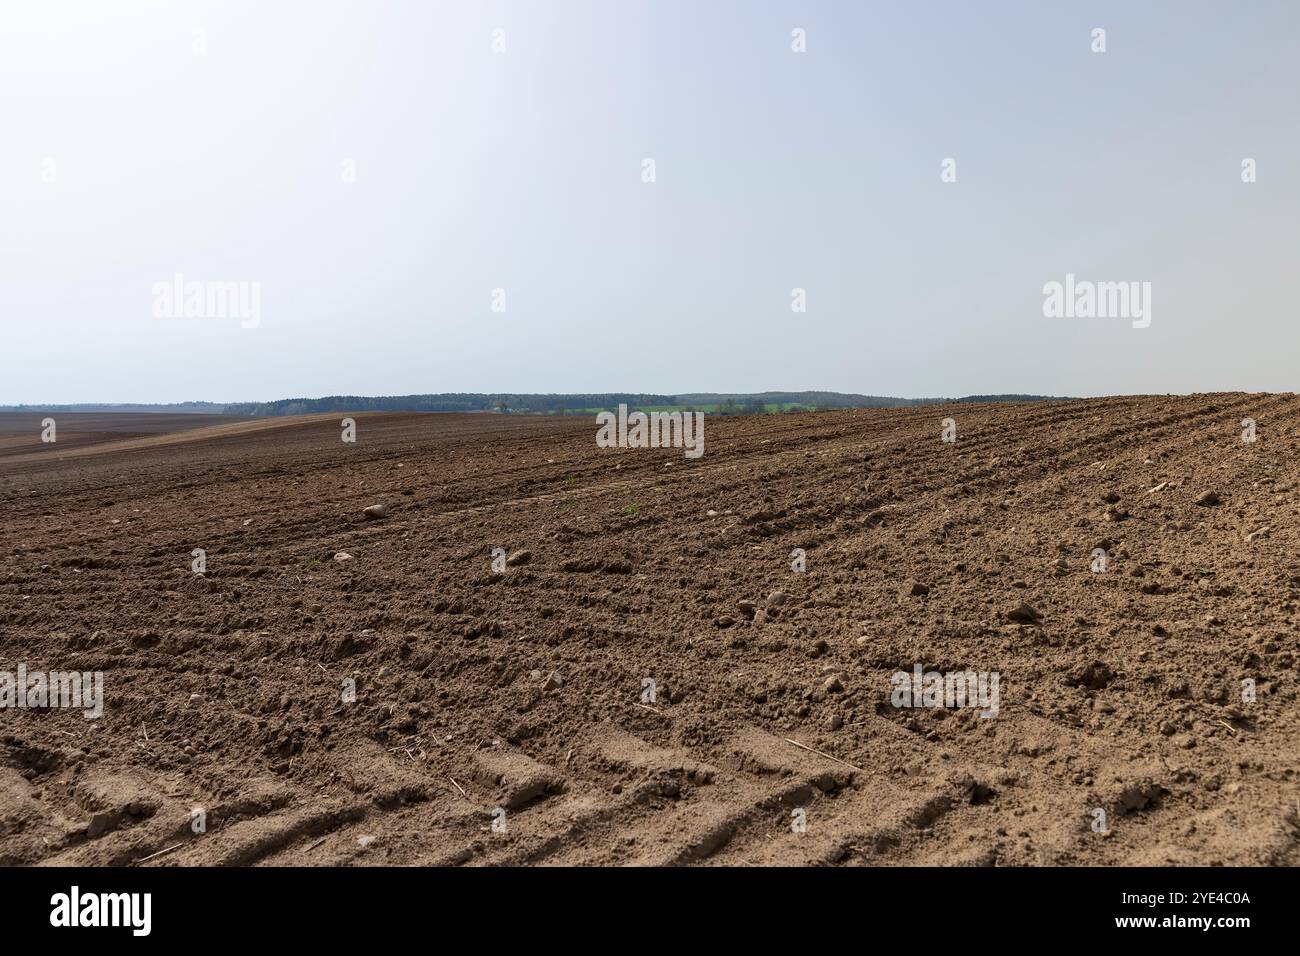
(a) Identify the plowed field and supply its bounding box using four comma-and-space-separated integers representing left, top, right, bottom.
2, 396, 1298, 866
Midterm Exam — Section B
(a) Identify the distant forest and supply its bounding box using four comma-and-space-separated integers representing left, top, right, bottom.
1, 392, 1064, 416
223, 391, 1064, 416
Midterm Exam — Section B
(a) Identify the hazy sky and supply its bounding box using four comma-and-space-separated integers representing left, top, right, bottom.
3, 0, 1298, 403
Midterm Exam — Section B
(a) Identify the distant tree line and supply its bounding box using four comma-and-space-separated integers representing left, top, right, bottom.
221, 394, 681, 416
712, 398, 771, 416
213, 392, 1066, 417
0, 402, 229, 414
2, 393, 1065, 417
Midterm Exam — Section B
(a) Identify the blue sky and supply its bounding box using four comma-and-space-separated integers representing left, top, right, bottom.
3, 0, 1298, 402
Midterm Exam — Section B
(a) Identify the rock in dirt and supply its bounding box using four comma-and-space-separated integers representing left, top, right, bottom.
908, 581, 931, 597
1006, 603, 1043, 624
1195, 491, 1221, 507
543, 672, 563, 692
767, 591, 789, 607
1069, 660, 1114, 690
363, 504, 389, 520
506, 549, 531, 567
334, 551, 354, 563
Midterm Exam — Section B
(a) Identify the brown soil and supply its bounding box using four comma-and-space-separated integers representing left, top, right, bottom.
0, 413, 253, 462
1, 396, 1298, 866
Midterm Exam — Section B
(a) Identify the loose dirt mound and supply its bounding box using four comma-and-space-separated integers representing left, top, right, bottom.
1, 396, 1298, 866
